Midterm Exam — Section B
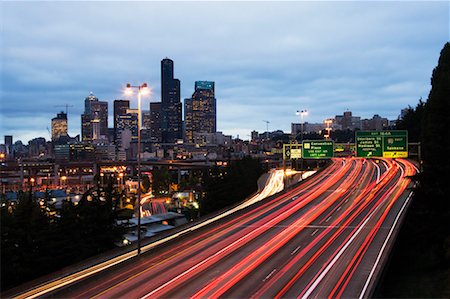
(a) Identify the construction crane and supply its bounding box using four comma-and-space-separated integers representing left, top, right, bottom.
54, 104, 73, 115
262, 120, 270, 140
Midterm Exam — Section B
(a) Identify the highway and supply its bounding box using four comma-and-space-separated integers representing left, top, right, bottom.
15, 158, 417, 299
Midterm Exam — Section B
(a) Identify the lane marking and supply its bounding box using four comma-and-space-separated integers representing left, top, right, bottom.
291, 246, 302, 256
311, 229, 319, 236
374, 162, 381, 184
300, 195, 383, 299
263, 269, 277, 282
358, 191, 414, 299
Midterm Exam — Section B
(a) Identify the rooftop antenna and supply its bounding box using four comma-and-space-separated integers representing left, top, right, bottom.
54, 104, 73, 115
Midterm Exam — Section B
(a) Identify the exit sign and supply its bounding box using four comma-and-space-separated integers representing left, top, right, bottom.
355, 130, 408, 158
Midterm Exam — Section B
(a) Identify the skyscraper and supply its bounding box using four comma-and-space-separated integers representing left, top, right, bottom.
149, 102, 162, 142
113, 99, 130, 142
115, 109, 138, 153
91, 101, 108, 138
84, 93, 97, 115
184, 81, 216, 143
51, 111, 68, 141
81, 93, 108, 142
142, 110, 151, 129
161, 58, 182, 143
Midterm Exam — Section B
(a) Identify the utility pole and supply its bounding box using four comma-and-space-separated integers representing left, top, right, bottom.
262, 120, 270, 140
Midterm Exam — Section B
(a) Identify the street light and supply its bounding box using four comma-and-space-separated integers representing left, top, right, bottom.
124, 82, 149, 255
296, 109, 308, 171
296, 109, 308, 142
118, 172, 124, 189
60, 175, 67, 188
324, 119, 333, 140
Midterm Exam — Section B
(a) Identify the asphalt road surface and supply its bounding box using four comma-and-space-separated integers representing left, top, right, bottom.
17, 158, 418, 299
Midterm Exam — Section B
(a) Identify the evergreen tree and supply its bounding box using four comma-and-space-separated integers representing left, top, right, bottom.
201, 156, 264, 214
152, 167, 171, 195
395, 100, 425, 142
417, 42, 450, 263
1, 192, 51, 289
378, 42, 450, 298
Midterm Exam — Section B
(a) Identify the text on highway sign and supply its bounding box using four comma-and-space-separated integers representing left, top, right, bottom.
355, 130, 408, 158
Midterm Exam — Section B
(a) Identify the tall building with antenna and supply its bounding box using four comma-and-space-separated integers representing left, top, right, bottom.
160, 58, 182, 143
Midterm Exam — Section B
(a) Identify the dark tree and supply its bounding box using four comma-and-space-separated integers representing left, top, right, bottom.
1, 192, 51, 289
395, 100, 425, 143
152, 167, 171, 195
200, 156, 264, 214
377, 42, 450, 298
141, 174, 151, 193
1, 181, 125, 291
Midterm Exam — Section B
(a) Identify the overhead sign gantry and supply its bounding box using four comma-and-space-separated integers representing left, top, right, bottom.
355, 130, 408, 158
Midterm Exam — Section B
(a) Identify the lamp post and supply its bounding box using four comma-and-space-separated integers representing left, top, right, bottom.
118, 172, 124, 190
324, 119, 333, 140
296, 109, 308, 142
60, 175, 67, 188
125, 83, 149, 255
296, 109, 308, 171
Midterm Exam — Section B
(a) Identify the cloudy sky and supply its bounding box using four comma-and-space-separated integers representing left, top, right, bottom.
1, 1, 448, 143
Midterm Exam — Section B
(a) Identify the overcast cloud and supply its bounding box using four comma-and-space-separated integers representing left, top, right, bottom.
1, 1, 448, 143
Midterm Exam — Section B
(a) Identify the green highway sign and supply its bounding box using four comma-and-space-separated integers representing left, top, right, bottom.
302, 140, 334, 159
355, 131, 383, 157
355, 130, 408, 158
283, 143, 302, 160
381, 131, 408, 158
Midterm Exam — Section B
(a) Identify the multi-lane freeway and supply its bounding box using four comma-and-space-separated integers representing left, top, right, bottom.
13, 158, 417, 299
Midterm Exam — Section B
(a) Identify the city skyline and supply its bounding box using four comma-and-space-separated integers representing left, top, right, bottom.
1, 1, 448, 143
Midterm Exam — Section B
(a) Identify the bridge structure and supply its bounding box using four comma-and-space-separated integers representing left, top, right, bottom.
0, 159, 220, 192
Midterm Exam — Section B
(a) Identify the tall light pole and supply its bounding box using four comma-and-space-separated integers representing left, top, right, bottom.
324, 119, 333, 140
296, 110, 308, 142
296, 109, 308, 171
125, 83, 149, 255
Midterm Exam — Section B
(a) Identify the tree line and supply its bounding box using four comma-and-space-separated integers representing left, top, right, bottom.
1, 179, 126, 291
1, 157, 265, 291
376, 42, 449, 298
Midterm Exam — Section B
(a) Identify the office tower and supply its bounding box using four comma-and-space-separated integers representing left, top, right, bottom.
161, 58, 182, 143
81, 113, 92, 142
149, 102, 162, 142
142, 110, 151, 129
84, 93, 97, 115
184, 81, 216, 143
115, 109, 139, 150
51, 111, 68, 141
81, 93, 108, 142
114, 99, 130, 137
334, 110, 362, 130
91, 101, 108, 138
